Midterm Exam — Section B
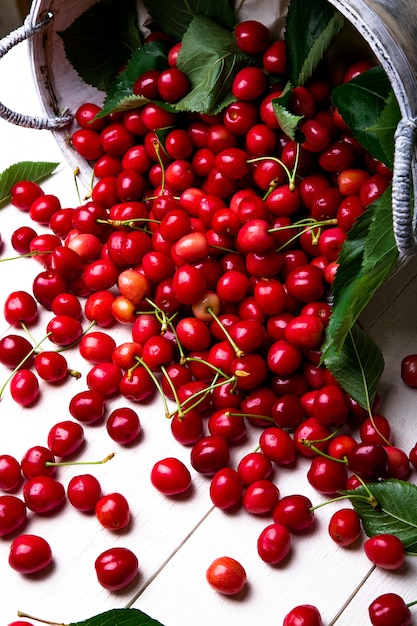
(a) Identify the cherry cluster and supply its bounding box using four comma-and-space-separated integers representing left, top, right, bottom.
1, 18, 416, 626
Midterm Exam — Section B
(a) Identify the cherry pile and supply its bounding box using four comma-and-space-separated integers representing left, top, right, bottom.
1, 18, 416, 626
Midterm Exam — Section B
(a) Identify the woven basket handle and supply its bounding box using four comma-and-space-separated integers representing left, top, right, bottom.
392, 117, 417, 258
0, 12, 73, 130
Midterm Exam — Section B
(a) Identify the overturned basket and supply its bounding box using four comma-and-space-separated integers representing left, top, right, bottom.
1, 0, 417, 258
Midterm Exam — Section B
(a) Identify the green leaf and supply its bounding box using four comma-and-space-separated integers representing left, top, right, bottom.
98, 41, 170, 117
285, 0, 344, 86
332, 66, 400, 168
143, 0, 235, 41
323, 324, 384, 408
322, 186, 398, 356
58, 0, 142, 92
71, 607, 165, 626
174, 15, 249, 115
344, 480, 417, 551
272, 84, 305, 141
0, 161, 59, 208
366, 91, 401, 168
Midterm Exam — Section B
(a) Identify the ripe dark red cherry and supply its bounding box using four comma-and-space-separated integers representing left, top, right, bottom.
364, 533, 405, 570
368, 593, 411, 626
209, 467, 243, 510
95, 546, 138, 590
206, 556, 247, 595
0, 495, 27, 536
23, 476, 66, 514
0, 454, 22, 491
47, 420, 85, 457
400, 353, 417, 387
283, 604, 322, 626
9, 534, 52, 574
67, 474, 102, 511
347, 442, 389, 481
257, 522, 291, 564
328, 508, 361, 546
150, 457, 192, 495
106, 407, 141, 444
234, 20, 271, 55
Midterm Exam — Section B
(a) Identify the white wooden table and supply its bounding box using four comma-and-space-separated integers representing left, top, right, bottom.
0, 37, 416, 626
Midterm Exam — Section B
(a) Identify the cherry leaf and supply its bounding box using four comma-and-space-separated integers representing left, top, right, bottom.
0, 161, 59, 208
272, 84, 305, 142
98, 41, 170, 117
285, 0, 344, 86
70, 607, 165, 625
173, 15, 250, 115
322, 186, 398, 357
323, 324, 384, 408
58, 0, 141, 92
344, 480, 417, 552
332, 66, 400, 168
143, 0, 235, 41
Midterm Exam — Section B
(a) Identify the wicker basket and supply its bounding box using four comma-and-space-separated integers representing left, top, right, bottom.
1, 0, 417, 256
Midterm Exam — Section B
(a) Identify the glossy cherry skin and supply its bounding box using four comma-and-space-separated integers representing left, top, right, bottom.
328, 508, 362, 546
0, 495, 27, 536
257, 522, 291, 564
209, 467, 243, 510
206, 556, 247, 595
150, 457, 192, 495
190, 435, 230, 476
364, 533, 405, 570
0, 454, 22, 491
9, 534, 52, 574
47, 420, 85, 457
67, 474, 102, 512
23, 476, 66, 514
272, 494, 315, 533
95, 492, 130, 530
106, 407, 141, 445
368, 593, 411, 626
95, 547, 139, 591
283, 604, 322, 626
400, 353, 417, 387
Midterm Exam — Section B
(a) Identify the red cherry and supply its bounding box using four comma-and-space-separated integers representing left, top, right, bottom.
23, 476, 66, 514
206, 556, 247, 595
150, 457, 192, 495
283, 604, 322, 626
95, 547, 138, 590
67, 474, 102, 511
95, 492, 130, 530
9, 534, 52, 574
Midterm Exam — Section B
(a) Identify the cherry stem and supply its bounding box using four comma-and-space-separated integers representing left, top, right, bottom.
45, 453, 115, 467
97, 217, 160, 230
206, 306, 244, 357
153, 138, 166, 193
298, 441, 347, 463
246, 155, 294, 190
184, 355, 228, 379
135, 356, 172, 419
0, 249, 53, 263
169, 373, 231, 419
270, 216, 338, 251
73, 165, 84, 205
407, 600, 417, 608
17, 611, 66, 626
309, 492, 372, 512
160, 364, 183, 416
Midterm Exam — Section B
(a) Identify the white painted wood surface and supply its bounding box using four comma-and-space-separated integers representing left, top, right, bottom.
0, 37, 416, 626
